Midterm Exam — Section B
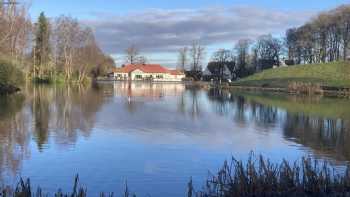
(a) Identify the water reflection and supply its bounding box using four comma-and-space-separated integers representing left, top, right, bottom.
207, 89, 350, 162
207, 89, 279, 128
112, 82, 202, 119
26, 84, 108, 148
0, 83, 349, 194
0, 95, 29, 181
0, 84, 109, 181
283, 114, 350, 161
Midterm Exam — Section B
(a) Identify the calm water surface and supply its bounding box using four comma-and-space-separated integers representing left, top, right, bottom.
0, 82, 350, 196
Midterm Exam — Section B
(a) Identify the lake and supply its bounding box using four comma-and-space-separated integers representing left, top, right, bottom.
0, 82, 349, 196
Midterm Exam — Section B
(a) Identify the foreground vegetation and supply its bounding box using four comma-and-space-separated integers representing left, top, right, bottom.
193, 154, 350, 197
2, 155, 350, 196
233, 61, 350, 91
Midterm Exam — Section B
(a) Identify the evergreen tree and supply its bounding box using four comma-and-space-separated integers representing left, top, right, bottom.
34, 12, 51, 78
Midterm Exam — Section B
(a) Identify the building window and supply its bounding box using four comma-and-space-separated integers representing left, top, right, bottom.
156, 75, 163, 79
135, 75, 142, 79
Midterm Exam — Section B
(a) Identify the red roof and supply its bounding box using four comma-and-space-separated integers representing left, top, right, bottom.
113, 64, 184, 75
138, 64, 169, 73
168, 70, 184, 75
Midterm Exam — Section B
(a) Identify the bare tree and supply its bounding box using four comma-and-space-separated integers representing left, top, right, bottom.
285, 5, 350, 64
54, 16, 80, 80
75, 27, 100, 82
135, 55, 147, 64
125, 45, 139, 64
235, 39, 251, 69
335, 5, 350, 60
211, 49, 233, 80
177, 47, 188, 71
0, 0, 31, 60
190, 41, 205, 71
255, 34, 282, 68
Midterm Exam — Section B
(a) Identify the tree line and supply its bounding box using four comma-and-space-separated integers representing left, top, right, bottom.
286, 5, 350, 64
178, 4, 350, 81
177, 34, 283, 81
0, 1, 115, 84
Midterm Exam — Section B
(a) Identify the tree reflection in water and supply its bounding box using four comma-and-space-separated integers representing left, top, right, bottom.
30, 84, 107, 146
207, 88, 350, 163
283, 113, 350, 161
0, 84, 108, 180
207, 88, 279, 128
0, 94, 29, 182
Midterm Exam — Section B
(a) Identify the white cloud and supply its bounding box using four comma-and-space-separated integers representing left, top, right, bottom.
83, 5, 315, 65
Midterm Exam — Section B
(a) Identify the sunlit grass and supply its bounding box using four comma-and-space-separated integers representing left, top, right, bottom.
234, 61, 350, 88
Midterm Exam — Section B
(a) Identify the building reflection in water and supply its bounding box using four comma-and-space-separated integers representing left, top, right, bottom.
113, 82, 185, 100
112, 82, 205, 119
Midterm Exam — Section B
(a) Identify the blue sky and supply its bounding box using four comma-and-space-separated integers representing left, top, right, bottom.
29, 0, 350, 67
30, 0, 349, 18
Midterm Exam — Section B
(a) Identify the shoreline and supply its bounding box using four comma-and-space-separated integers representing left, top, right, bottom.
0, 83, 20, 95
211, 83, 350, 98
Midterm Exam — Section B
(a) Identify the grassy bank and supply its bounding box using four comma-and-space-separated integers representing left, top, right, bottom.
2, 155, 350, 197
232, 62, 350, 94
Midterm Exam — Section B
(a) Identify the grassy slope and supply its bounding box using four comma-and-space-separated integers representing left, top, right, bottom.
234, 61, 350, 88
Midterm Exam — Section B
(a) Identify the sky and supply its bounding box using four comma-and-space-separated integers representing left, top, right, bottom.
29, 0, 350, 68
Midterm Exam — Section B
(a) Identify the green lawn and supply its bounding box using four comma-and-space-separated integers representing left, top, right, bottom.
234, 61, 350, 88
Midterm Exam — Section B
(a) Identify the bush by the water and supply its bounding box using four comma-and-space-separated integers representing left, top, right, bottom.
0, 58, 23, 94
2, 154, 350, 197
287, 82, 323, 95
0, 58, 24, 85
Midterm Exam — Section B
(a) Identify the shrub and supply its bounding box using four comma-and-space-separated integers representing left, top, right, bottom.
0, 57, 24, 86
288, 82, 323, 95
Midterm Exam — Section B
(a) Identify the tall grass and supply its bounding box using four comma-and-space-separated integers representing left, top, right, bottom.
3, 155, 350, 196
287, 82, 323, 95
0, 175, 119, 197
192, 154, 350, 197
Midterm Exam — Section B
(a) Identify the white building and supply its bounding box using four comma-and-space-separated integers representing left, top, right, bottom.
112, 64, 185, 82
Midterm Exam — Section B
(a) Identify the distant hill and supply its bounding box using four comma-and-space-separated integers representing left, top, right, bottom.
233, 61, 350, 88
